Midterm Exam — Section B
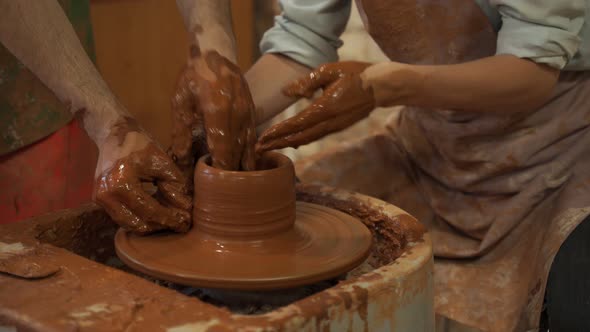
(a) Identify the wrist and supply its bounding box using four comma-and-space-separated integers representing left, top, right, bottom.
190, 27, 236, 63
81, 103, 136, 148
361, 62, 425, 107
246, 54, 312, 125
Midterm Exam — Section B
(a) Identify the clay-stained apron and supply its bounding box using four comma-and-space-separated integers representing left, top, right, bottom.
299, 1, 590, 331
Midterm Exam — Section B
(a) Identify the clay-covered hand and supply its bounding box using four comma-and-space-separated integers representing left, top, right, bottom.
95, 118, 192, 234
256, 61, 375, 154
170, 47, 257, 172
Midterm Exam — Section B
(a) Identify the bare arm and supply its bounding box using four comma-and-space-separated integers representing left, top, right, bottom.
172, 1, 310, 167
363, 55, 559, 114
0, 0, 125, 146
245, 53, 311, 125
0, 0, 192, 234
172, 0, 260, 171
256, 55, 559, 153
176, 0, 236, 62
175, 1, 306, 126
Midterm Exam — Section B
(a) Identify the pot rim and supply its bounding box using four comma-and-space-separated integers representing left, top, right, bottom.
196, 151, 293, 176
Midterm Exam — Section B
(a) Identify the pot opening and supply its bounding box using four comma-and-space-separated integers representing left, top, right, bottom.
201, 152, 291, 172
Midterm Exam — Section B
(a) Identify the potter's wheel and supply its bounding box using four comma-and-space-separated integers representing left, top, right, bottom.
115, 202, 372, 290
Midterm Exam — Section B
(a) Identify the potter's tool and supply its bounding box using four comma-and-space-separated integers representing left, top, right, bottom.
115, 152, 372, 290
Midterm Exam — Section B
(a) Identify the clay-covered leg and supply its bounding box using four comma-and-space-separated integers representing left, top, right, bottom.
295, 131, 433, 223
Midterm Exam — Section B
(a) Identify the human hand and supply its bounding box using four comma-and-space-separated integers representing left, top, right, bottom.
94, 117, 192, 235
169, 46, 257, 172
255, 61, 375, 154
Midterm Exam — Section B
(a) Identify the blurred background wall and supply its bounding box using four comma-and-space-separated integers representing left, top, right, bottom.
89, 0, 394, 161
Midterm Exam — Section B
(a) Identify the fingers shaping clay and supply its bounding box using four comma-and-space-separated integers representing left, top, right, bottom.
256, 62, 374, 154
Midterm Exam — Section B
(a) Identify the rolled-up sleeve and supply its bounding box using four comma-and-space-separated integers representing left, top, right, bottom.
260, 0, 351, 68
492, 1, 586, 69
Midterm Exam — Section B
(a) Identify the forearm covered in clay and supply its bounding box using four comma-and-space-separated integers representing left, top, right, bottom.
0, 0, 127, 146
176, 0, 237, 62
362, 54, 559, 114
246, 54, 311, 125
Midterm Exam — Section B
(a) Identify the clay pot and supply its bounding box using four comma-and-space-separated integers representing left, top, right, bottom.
193, 152, 296, 238
116, 152, 372, 290
115, 152, 371, 290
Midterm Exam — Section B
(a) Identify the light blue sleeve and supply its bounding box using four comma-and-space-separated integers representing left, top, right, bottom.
259, 0, 352, 68
491, 0, 586, 69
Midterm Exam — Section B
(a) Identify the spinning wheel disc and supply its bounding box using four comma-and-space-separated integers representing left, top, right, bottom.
115, 202, 372, 290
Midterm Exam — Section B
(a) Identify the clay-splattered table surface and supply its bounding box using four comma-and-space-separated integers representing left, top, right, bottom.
0, 184, 433, 332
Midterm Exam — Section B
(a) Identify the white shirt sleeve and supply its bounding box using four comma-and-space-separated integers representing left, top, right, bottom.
492, 0, 586, 69
260, 0, 352, 68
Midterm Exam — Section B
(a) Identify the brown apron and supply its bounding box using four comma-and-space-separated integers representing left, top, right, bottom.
296, 1, 590, 331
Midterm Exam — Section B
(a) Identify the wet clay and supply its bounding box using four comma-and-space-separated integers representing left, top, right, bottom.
0, 188, 431, 331
170, 45, 257, 173
295, 184, 425, 267
193, 152, 296, 237
115, 202, 371, 290
95, 143, 192, 235
256, 62, 375, 154
90, 112, 194, 235
115, 153, 373, 290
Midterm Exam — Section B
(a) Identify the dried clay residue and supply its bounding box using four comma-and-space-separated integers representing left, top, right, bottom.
296, 184, 425, 267
0, 241, 60, 278
26, 188, 425, 317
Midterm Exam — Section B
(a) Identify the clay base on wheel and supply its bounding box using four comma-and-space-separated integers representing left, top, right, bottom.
115, 202, 372, 290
